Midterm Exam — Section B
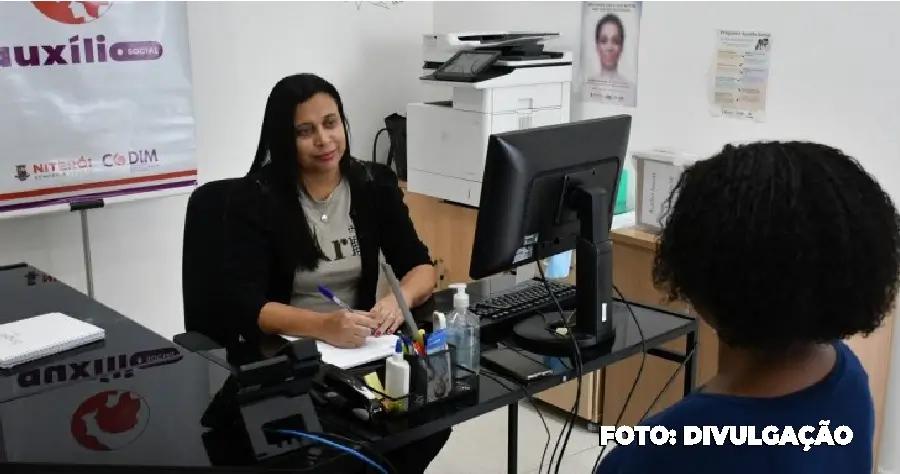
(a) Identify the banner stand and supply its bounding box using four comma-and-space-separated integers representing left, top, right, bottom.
0, 2, 197, 288
71, 200, 104, 299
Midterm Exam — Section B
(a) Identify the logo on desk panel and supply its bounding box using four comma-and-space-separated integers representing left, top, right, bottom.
24, 270, 57, 286
71, 390, 150, 451
17, 347, 182, 391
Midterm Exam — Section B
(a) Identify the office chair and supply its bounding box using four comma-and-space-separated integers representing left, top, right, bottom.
176, 178, 241, 350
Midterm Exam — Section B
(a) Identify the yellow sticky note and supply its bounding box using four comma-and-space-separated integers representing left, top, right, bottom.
364, 372, 384, 398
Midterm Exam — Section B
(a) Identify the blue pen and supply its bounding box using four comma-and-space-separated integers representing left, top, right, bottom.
402, 336, 413, 354
317, 284, 353, 311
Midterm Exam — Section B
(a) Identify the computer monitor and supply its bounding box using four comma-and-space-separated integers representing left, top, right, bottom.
469, 115, 631, 355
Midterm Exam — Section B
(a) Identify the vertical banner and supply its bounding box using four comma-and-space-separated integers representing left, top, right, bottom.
710, 29, 773, 122
0, 1, 196, 215
581, 1, 642, 107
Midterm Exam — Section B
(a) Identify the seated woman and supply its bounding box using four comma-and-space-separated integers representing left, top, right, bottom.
595, 142, 899, 473
221, 72, 449, 473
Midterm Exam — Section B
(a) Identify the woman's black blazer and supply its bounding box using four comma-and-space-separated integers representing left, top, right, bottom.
218, 158, 431, 346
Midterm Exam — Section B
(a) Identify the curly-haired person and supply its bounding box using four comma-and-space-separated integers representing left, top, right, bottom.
595, 141, 899, 474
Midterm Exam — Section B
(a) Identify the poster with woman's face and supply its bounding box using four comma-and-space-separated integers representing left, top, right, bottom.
581, 2, 642, 107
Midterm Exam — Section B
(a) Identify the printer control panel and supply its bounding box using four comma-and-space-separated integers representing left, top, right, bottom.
429, 50, 504, 83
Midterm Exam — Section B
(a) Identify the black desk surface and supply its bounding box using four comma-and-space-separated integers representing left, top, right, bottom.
0, 264, 694, 470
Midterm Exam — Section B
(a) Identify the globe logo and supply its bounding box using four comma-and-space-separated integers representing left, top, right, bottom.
31, 1, 113, 25
70, 390, 150, 451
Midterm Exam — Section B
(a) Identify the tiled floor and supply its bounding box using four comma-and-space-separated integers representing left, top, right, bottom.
426, 400, 608, 474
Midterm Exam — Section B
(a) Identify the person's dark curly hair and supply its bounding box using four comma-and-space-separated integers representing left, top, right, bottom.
652, 141, 900, 353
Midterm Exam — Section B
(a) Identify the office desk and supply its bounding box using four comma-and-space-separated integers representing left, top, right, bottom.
0, 264, 355, 472
0, 264, 696, 474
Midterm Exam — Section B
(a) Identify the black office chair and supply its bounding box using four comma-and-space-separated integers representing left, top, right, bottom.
175, 178, 241, 351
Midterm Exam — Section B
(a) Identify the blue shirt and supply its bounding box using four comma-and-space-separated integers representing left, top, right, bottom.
596, 341, 873, 473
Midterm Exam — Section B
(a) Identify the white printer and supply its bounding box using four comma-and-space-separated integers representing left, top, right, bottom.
406, 32, 573, 207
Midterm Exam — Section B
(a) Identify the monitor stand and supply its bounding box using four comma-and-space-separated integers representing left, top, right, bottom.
511, 183, 616, 357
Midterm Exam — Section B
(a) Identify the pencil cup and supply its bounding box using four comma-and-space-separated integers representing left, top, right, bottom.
365, 347, 479, 415
405, 348, 456, 404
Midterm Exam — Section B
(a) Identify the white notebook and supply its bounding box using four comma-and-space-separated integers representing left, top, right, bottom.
0, 312, 105, 369
284, 334, 399, 369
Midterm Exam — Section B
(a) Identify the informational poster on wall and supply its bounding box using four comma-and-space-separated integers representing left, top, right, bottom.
711, 29, 772, 122
580, 1, 642, 108
0, 1, 196, 216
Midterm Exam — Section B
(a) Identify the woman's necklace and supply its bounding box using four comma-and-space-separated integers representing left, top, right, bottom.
312, 193, 334, 223
304, 181, 340, 223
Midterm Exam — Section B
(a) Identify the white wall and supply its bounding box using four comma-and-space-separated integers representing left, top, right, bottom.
0, 1, 434, 338
435, 1, 900, 200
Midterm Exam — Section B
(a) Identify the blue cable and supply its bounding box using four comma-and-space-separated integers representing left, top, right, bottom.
274, 429, 388, 474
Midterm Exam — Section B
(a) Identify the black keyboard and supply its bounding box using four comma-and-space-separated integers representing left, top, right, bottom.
470, 279, 577, 321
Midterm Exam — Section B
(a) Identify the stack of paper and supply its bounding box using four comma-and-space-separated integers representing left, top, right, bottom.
283, 334, 399, 369
0, 312, 105, 369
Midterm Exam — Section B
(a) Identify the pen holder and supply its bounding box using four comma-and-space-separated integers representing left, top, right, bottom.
364, 347, 477, 415
406, 348, 455, 404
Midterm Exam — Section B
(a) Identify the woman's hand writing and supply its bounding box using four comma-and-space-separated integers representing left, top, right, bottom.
317, 310, 378, 348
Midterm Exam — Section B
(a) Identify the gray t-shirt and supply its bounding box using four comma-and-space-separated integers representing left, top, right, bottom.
291, 179, 362, 313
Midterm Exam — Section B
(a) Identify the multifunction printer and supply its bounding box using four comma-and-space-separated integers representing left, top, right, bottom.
406, 32, 574, 207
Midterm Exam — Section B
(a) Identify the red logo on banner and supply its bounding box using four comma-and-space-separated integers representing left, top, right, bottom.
31, 1, 113, 25
70, 390, 150, 451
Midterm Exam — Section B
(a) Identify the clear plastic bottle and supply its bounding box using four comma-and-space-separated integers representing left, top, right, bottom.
447, 283, 480, 376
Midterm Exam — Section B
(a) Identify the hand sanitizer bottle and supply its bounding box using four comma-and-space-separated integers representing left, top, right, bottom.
447, 283, 480, 376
